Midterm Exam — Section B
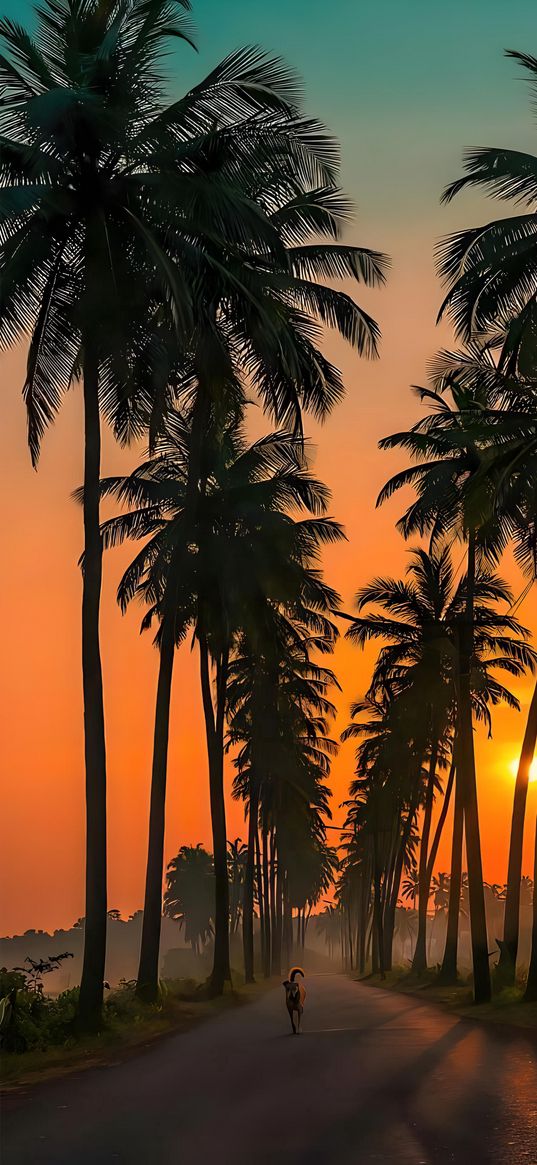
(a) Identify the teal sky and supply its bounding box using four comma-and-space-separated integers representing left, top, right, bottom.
6, 0, 537, 233
3, 0, 537, 931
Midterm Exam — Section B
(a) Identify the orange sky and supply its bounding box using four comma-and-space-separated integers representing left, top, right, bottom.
3, 0, 537, 934
2, 244, 536, 937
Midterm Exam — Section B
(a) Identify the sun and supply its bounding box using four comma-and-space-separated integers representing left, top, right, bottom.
509, 757, 537, 783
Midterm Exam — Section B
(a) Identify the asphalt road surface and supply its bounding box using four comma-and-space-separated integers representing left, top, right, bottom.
2, 975, 537, 1164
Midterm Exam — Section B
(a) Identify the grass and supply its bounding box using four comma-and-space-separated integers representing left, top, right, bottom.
355, 966, 537, 1032
0, 976, 269, 1090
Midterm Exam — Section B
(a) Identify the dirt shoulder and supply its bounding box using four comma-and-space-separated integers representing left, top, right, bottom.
0, 979, 271, 1092
354, 969, 537, 1035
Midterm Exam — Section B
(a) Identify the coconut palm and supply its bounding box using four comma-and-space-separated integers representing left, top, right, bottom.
437, 50, 537, 376
164, 845, 214, 956
341, 684, 424, 977
346, 546, 454, 974
377, 378, 537, 999
525, 823, 537, 1002
345, 544, 533, 976
314, 904, 343, 962
2, 0, 387, 1026
100, 418, 343, 996
418, 346, 537, 984
229, 615, 340, 979
227, 839, 247, 937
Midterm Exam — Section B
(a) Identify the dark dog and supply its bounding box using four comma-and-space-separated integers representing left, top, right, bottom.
283, 966, 306, 1034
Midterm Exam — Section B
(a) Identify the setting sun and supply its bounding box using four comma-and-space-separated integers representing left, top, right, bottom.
509, 757, 537, 783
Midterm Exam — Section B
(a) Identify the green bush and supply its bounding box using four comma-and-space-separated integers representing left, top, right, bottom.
0, 969, 26, 996
0, 988, 79, 1053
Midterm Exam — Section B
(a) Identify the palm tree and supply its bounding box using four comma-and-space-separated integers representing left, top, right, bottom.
345, 545, 532, 976
0, 0, 203, 1026
314, 904, 343, 962
227, 839, 247, 938
229, 614, 341, 979
101, 419, 343, 995
164, 845, 214, 957
341, 688, 422, 978
346, 546, 454, 974
378, 386, 496, 1001
524, 822, 537, 1001
2, 0, 387, 1026
437, 50, 537, 376
418, 346, 537, 984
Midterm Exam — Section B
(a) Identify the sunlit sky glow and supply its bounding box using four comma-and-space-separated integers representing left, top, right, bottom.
2, 0, 537, 934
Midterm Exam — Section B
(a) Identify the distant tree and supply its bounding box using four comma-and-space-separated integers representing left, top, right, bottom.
227, 840, 247, 937
164, 846, 214, 957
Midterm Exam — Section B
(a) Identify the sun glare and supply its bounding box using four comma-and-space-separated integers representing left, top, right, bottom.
509, 757, 537, 783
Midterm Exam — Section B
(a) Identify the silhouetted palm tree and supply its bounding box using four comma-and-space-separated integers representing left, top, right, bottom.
378, 382, 504, 1000
524, 824, 537, 1001
164, 845, 214, 957
229, 614, 340, 979
420, 346, 537, 984
2, 0, 387, 1025
438, 51, 537, 376
345, 545, 533, 977
101, 419, 343, 996
227, 840, 247, 937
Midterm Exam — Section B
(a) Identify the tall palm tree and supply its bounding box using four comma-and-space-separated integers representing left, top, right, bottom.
2, 0, 387, 1025
377, 379, 536, 999
346, 546, 533, 975
0, 0, 200, 1027
227, 839, 247, 938
525, 821, 537, 1002
0, 0, 316, 1025
346, 546, 454, 973
421, 346, 537, 983
101, 419, 343, 995
341, 686, 423, 977
437, 50, 537, 376
229, 614, 340, 979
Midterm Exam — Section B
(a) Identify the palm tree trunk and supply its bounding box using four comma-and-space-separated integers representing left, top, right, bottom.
358, 877, 367, 975
458, 532, 491, 1003
136, 616, 175, 1001
499, 682, 537, 985
283, 887, 292, 969
255, 826, 265, 971
262, 827, 271, 977
243, 780, 259, 984
78, 345, 107, 1031
347, 906, 354, 970
438, 764, 464, 984
273, 856, 283, 976
385, 791, 420, 970
269, 831, 277, 960
199, 638, 231, 995
373, 833, 385, 980
426, 756, 456, 885
384, 852, 403, 972
412, 738, 438, 974
523, 818, 537, 1002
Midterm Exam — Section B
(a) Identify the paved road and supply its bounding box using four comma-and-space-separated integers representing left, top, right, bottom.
2, 975, 537, 1164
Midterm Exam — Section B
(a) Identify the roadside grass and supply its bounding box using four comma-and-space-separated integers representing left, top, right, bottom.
355, 966, 537, 1031
0, 975, 270, 1090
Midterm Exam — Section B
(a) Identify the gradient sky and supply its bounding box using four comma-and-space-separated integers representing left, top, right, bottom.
2, 0, 537, 935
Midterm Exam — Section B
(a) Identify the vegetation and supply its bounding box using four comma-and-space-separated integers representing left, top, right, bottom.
4, 2, 537, 1058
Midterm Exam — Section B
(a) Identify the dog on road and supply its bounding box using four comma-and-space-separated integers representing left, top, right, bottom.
283, 967, 306, 1034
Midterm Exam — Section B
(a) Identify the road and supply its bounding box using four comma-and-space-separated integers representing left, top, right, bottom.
2, 975, 537, 1164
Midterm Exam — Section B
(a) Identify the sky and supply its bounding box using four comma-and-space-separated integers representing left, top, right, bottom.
2, 0, 537, 935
